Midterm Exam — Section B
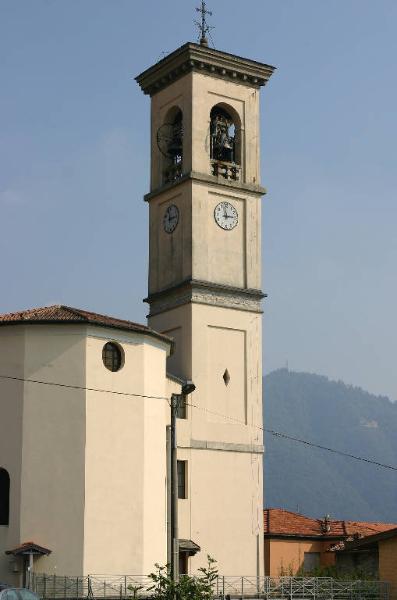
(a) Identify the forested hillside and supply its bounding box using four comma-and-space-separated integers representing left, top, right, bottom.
263, 369, 397, 522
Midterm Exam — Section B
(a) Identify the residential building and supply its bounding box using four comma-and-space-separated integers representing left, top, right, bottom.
335, 528, 397, 598
264, 508, 396, 576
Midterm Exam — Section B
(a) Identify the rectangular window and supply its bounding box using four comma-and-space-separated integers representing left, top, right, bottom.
303, 552, 320, 572
179, 552, 188, 575
176, 395, 187, 419
177, 460, 187, 499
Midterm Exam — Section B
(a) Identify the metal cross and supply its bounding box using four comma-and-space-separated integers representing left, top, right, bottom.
195, 1, 213, 47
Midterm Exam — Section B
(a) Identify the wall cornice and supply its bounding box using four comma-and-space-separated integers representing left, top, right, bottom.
145, 279, 265, 316
179, 439, 264, 454
136, 42, 275, 97
144, 170, 266, 202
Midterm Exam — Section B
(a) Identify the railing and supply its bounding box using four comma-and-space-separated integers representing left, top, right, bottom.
163, 163, 183, 183
211, 160, 241, 181
32, 574, 389, 600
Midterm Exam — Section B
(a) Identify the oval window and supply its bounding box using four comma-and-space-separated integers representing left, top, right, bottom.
102, 342, 123, 372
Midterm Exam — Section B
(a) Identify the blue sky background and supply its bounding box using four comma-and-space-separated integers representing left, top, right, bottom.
1, 0, 396, 400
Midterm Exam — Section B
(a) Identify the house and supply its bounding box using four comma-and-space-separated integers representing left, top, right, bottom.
335, 528, 397, 598
264, 508, 396, 576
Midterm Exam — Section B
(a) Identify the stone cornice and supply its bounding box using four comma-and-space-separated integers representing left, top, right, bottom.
144, 171, 266, 202
145, 279, 266, 316
179, 439, 264, 454
136, 42, 275, 96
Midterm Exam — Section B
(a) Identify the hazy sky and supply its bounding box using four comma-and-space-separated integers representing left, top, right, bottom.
1, 1, 396, 400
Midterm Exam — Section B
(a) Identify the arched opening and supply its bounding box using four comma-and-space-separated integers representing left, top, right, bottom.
157, 106, 183, 184
210, 104, 241, 181
0, 468, 10, 526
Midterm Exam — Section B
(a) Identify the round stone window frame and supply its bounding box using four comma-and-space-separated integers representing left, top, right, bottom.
102, 341, 125, 373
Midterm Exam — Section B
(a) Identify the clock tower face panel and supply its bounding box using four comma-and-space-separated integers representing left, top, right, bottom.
148, 185, 192, 295
200, 191, 246, 289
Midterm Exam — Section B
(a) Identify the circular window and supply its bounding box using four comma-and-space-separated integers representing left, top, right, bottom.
102, 342, 123, 372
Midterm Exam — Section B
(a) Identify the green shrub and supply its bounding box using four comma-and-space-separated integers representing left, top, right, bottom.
146, 556, 218, 600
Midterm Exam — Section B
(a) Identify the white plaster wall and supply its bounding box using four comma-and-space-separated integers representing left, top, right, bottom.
20, 325, 86, 576
148, 181, 193, 296
83, 328, 170, 575
179, 448, 264, 576
150, 303, 264, 576
191, 181, 261, 289
190, 303, 263, 446
0, 327, 25, 584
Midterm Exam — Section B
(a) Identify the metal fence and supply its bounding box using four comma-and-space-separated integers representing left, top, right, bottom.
31, 574, 390, 600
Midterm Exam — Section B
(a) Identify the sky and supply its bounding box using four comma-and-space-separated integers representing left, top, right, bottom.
1, 0, 397, 401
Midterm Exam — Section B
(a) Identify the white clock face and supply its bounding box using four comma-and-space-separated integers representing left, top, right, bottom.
214, 201, 238, 231
163, 204, 179, 234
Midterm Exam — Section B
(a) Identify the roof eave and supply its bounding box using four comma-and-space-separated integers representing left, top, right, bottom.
136, 42, 275, 96
0, 318, 173, 350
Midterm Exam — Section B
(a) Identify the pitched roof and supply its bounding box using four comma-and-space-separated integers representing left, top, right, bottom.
264, 508, 397, 540
0, 305, 173, 348
5, 541, 52, 556
335, 527, 397, 552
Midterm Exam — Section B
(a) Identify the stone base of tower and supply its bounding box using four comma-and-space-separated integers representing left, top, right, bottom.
179, 448, 264, 576
149, 300, 264, 575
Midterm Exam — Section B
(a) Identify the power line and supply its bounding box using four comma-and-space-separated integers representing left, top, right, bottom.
185, 402, 397, 473
1, 372, 396, 472
0, 374, 169, 402
263, 428, 397, 472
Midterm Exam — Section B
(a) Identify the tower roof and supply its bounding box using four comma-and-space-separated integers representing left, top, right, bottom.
0, 304, 173, 347
136, 42, 275, 96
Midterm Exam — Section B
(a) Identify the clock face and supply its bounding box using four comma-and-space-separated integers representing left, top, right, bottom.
214, 201, 238, 231
163, 204, 179, 234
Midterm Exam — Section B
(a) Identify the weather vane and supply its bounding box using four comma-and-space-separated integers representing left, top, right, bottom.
195, 1, 214, 47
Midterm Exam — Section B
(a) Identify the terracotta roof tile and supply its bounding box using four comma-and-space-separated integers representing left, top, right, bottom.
5, 541, 52, 556
0, 305, 173, 348
264, 508, 397, 539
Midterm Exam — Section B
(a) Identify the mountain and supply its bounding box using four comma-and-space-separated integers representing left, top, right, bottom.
263, 369, 397, 522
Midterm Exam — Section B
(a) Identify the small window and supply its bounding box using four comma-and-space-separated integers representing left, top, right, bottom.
179, 552, 188, 575
176, 395, 187, 419
303, 552, 320, 573
177, 460, 187, 499
0, 468, 10, 525
102, 342, 123, 372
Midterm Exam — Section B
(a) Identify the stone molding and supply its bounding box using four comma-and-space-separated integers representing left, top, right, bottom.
136, 42, 275, 97
179, 439, 264, 454
144, 170, 266, 202
145, 280, 265, 316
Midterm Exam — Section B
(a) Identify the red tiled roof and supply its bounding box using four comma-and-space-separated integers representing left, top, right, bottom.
5, 541, 51, 556
0, 305, 173, 348
333, 526, 397, 552
264, 508, 397, 539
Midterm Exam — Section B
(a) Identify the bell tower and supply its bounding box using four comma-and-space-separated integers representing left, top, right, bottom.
136, 42, 274, 575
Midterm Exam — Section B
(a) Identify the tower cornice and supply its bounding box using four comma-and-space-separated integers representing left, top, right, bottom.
145, 279, 266, 316
144, 170, 267, 202
135, 42, 275, 96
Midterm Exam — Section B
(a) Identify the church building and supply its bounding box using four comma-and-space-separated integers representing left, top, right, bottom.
0, 34, 274, 583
